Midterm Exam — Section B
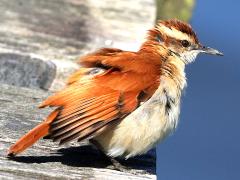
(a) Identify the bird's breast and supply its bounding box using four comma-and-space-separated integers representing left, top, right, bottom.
94, 74, 186, 159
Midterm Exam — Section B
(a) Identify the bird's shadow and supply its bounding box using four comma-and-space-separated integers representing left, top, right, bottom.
8, 145, 155, 174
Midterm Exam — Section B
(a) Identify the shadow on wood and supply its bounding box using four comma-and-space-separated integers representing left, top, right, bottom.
7, 144, 155, 174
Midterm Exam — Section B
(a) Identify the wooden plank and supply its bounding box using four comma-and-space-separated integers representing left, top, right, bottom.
0, 0, 157, 178
0, 0, 156, 90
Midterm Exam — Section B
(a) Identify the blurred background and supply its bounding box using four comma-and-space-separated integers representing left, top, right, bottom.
157, 1, 240, 180
0, 0, 239, 179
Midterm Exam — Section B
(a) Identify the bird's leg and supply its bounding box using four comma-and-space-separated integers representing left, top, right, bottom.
108, 156, 131, 172
89, 139, 130, 172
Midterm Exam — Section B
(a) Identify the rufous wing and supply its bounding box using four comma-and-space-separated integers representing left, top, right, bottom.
39, 71, 142, 144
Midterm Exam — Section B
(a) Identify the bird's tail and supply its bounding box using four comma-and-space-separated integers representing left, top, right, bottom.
7, 110, 59, 156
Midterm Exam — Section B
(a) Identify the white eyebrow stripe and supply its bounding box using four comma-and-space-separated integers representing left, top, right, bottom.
156, 24, 192, 42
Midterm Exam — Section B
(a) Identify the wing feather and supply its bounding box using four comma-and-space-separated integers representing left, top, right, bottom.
52, 107, 118, 142
43, 81, 139, 144
38, 48, 160, 145
50, 95, 120, 132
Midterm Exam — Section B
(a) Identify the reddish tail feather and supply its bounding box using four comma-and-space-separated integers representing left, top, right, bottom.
7, 110, 59, 156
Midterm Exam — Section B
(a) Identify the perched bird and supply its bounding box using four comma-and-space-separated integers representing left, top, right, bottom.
8, 19, 223, 161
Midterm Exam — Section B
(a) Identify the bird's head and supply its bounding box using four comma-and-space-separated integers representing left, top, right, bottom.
147, 19, 223, 64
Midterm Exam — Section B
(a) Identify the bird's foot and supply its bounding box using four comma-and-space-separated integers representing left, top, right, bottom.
108, 157, 130, 172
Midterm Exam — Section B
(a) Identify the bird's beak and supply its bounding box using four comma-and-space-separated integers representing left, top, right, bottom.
198, 45, 224, 56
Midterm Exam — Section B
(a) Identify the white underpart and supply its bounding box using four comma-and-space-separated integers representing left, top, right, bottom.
95, 58, 187, 159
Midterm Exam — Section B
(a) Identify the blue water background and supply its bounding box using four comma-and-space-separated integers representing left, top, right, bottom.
157, 0, 240, 179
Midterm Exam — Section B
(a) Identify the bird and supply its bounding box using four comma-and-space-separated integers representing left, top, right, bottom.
7, 19, 223, 162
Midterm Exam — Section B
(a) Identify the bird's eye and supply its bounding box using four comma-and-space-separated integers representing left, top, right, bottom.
181, 40, 190, 47
156, 34, 163, 43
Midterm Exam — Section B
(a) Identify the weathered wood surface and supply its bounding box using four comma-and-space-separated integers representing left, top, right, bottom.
0, 0, 157, 179
0, 84, 156, 179
0, 0, 156, 91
